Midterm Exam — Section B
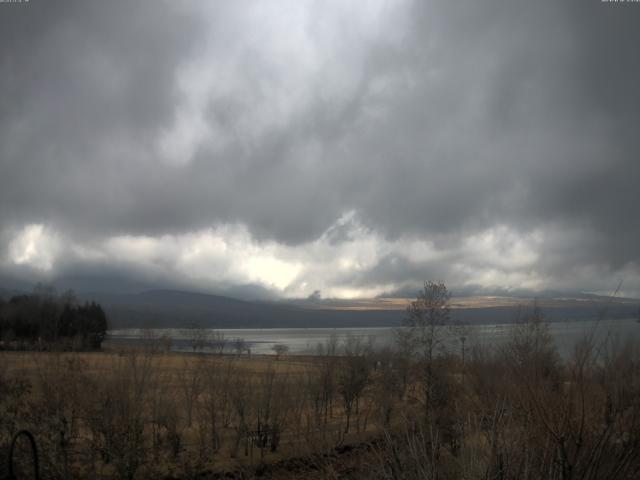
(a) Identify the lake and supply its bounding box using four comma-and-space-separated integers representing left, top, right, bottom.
107, 317, 640, 358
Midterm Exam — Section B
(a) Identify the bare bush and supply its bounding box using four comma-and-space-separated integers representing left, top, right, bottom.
272, 343, 289, 359
210, 330, 227, 355
184, 324, 209, 353
338, 335, 371, 434
82, 352, 153, 480
254, 364, 290, 456
178, 357, 202, 428
197, 357, 235, 454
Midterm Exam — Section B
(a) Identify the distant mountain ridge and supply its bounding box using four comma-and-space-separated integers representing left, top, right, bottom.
2, 285, 638, 329
84, 289, 405, 329
82, 289, 640, 329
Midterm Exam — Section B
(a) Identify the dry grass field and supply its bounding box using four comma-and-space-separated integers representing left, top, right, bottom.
1, 345, 402, 479
3, 312, 640, 480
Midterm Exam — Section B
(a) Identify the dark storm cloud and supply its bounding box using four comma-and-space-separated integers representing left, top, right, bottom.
1, 0, 639, 296
357, 1, 640, 242
0, 0, 205, 237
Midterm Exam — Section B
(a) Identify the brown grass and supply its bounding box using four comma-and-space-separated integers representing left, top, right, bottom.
0, 348, 394, 479
3, 321, 640, 480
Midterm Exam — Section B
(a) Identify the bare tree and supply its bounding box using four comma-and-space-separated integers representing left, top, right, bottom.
400, 281, 452, 420
30, 352, 87, 479
338, 335, 370, 433
316, 334, 339, 426
232, 337, 247, 356
198, 358, 235, 454
178, 357, 202, 428
272, 343, 289, 359
184, 324, 209, 353
254, 365, 290, 456
83, 352, 153, 480
230, 374, 252, 458
371, 347, 405, 428
211, 330, 227, 355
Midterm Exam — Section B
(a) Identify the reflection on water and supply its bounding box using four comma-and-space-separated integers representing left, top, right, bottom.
107, 318, 640, 357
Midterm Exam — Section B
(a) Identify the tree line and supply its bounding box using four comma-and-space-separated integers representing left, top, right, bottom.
0, 286, 108, 350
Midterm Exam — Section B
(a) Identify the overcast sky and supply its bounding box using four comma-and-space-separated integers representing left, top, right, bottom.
1, 0, 639, 299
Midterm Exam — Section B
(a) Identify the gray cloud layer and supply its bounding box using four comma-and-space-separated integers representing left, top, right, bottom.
1, 0, 639, 297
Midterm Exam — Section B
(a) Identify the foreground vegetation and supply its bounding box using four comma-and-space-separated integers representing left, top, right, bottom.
1, 282, 640, 479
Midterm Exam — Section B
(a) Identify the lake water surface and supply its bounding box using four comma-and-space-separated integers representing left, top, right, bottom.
108, 318, 640, 357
